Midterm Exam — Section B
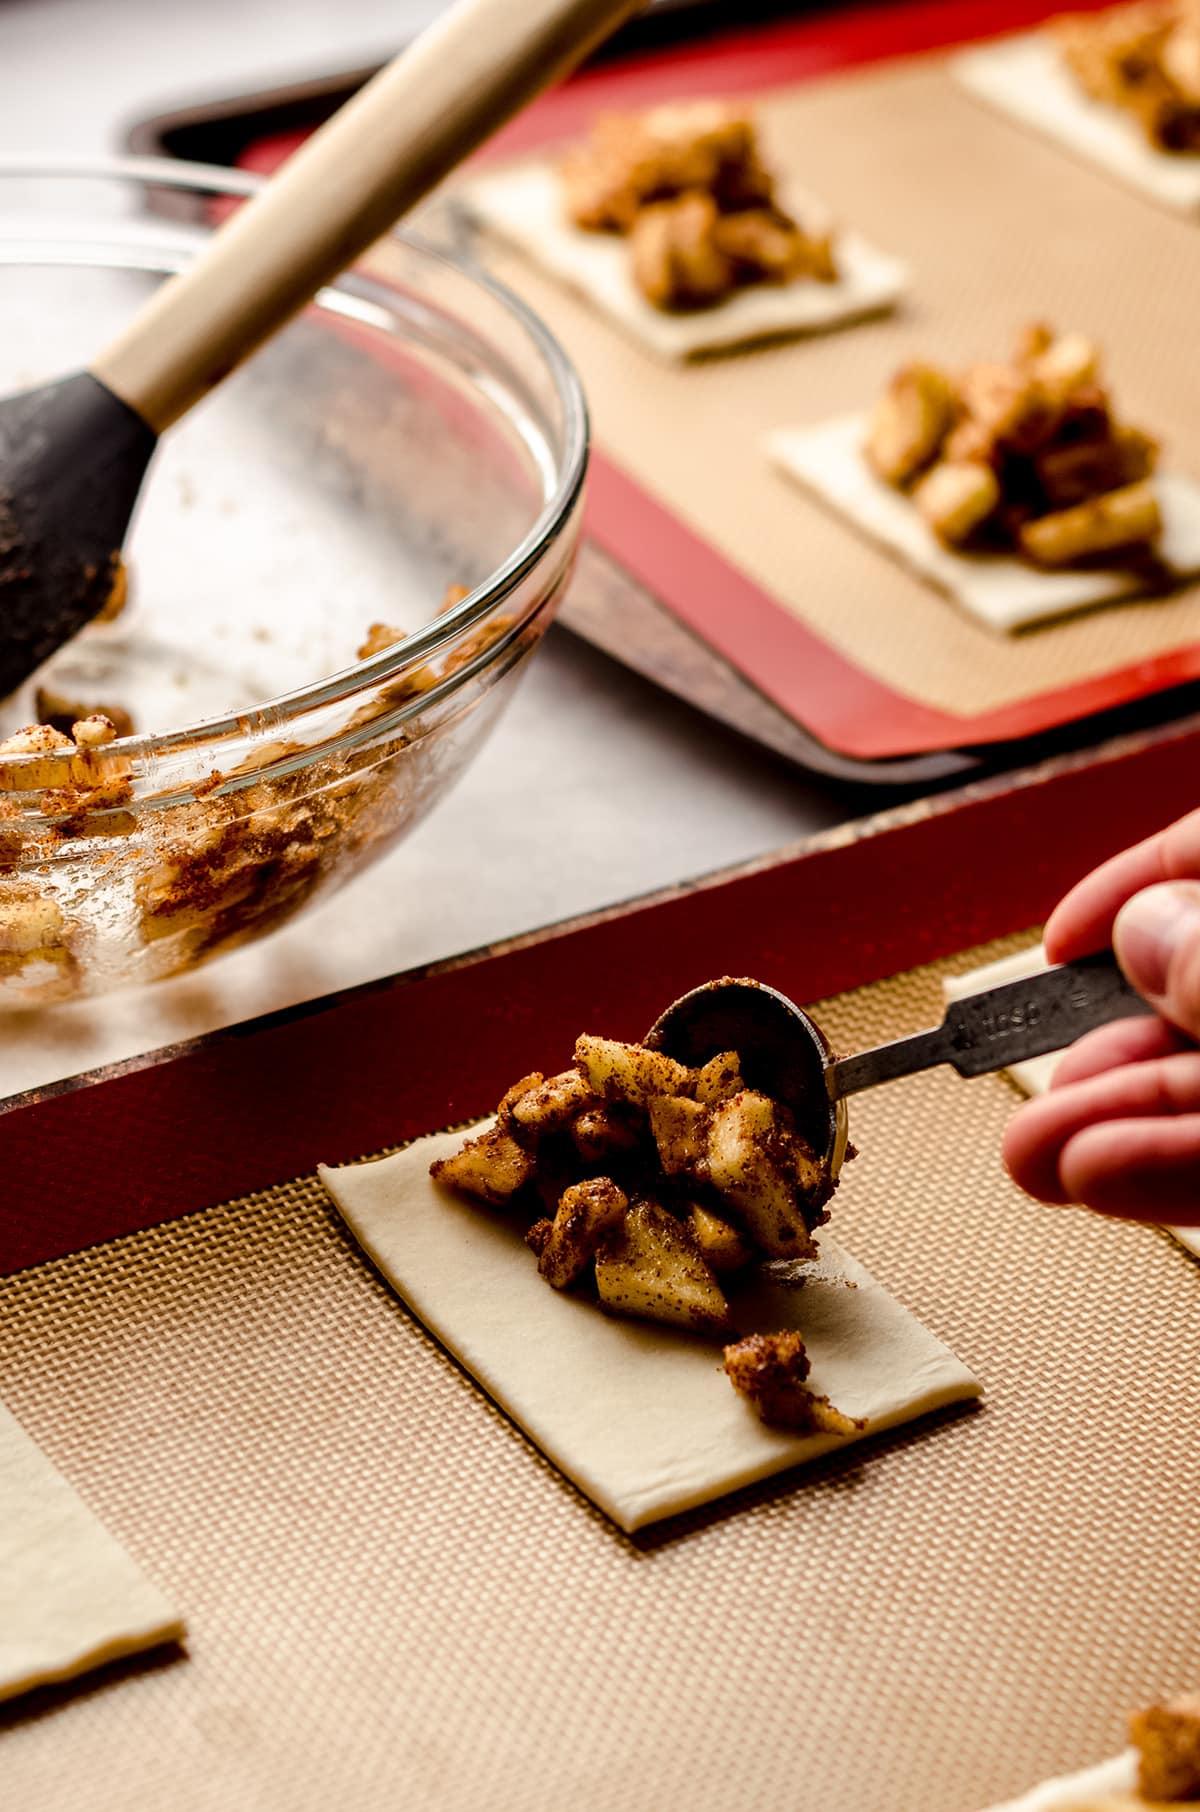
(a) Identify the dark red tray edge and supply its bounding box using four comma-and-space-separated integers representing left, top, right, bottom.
5, 716, 1198, 1278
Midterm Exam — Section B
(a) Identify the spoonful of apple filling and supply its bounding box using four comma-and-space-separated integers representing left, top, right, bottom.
430, 961, 1151, 1432
430, 1016, 850, 1433
648, 959, 1152, 1167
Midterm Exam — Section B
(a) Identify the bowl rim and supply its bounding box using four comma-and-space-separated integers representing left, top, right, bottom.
0, 152, 589, 776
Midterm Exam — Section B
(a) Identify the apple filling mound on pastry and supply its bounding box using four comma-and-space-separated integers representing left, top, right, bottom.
559, 99, 838, 311
865, 323, 1165, 568
1054, 0, 1200, 153
431, 1034, 858, 1431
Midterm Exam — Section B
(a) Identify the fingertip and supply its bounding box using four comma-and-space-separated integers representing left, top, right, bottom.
1000, 1054, 1200, 1211
1042, 905, 1083, 967
1001, 1101, 1075, 1206
1114, 881, 1200, 1037
1058, 1117, 1200, 1221
1049, 1016, 1187, 1090
1043, 825, 1175, 966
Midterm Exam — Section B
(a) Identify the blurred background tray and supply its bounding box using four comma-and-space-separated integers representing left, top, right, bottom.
3, 717, 1200, 1811
125, 0, 1200, 781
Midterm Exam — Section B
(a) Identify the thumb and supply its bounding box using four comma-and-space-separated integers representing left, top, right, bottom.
1114, 880, 1200, 1039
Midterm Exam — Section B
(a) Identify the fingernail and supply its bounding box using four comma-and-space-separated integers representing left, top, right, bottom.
1114, 881, 1200, 998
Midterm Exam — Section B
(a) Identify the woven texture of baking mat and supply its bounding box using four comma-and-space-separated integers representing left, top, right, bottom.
454, 58, 1200, 715
2, 933, 1199, 1812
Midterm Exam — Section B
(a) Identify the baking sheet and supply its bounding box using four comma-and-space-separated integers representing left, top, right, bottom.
2, 930, 1199, 1812
4, 733, 1200, 1801
446, 53, 1200, 752
128, 0, 1200, 762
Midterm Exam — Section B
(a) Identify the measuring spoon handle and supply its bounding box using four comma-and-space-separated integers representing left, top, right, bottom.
828, 951, 1152, 1101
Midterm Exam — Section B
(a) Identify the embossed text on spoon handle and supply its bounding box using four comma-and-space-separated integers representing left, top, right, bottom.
827, 952, 1152, 1101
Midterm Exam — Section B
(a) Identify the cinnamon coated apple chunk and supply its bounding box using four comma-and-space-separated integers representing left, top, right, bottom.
724, 1333, 864, 1435
430, 1026, 856, 1430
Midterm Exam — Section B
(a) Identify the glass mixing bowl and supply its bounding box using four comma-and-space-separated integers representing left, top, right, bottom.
0, 157, 587, 1004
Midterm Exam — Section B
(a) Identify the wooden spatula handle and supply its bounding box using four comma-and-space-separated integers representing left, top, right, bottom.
92, 0, 641, 433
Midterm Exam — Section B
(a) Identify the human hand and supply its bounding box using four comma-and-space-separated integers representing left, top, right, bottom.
1002, 805, 1200, 1222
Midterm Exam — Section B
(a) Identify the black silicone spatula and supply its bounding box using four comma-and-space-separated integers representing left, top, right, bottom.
0, 0, 641, 697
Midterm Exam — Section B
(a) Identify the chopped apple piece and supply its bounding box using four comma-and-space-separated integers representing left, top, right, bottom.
570, 1104, 644, 1165
1018, 479, 1161, 565
706, 1090, 820, 1259
0, 895, 66, 956
630, 191, 736, 310
595, 1199, 731, 1336
1029, 331, 1100, 405
648, 1095, 710, 1177
689, 1204, 756, 1275
914, 460, 1000, 546
538, 1177, 629, 1290
525, 1218, 553, 1258
724, 1331, 863, 1433
864, 363, 956, 486
575, 1035, 693, 1108
502, 1067, 595, 1143
430, 1124, 534, 1207
497, 1072, 544, 1118
957, 361, 1045, 445
693, 1050, 746, 1106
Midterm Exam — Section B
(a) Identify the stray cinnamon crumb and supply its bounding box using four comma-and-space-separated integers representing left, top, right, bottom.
723, 1331, 864, 1434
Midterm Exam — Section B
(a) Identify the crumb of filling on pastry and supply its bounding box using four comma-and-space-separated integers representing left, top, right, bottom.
723, 1331, 865, 1435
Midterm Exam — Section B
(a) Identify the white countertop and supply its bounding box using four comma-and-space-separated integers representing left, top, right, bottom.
0, 0, 862, 1098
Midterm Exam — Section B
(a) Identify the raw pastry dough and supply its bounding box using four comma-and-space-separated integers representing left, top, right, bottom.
943, 947, 1200, 1260
983, 1750, 1144, 1810
458, 162, 908, 361
769, 416, 1200, 634
0, 1401, 184, 1704
955, 36, 1200, 218
319, 1126, 980, 1533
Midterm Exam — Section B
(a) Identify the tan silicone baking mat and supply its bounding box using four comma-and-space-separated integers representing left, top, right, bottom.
2, 930, 1199, 1812
450, 58, 1200, 716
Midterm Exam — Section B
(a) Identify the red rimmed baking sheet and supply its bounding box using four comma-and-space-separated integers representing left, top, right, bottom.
235, 0, 1117, 175
217, 0, 1200, 765
4, 714, 1199, 1276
